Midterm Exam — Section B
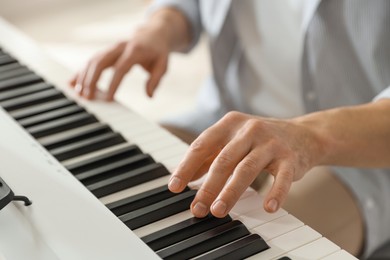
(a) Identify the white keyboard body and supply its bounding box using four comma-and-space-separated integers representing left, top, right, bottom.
0, 16, 357, 260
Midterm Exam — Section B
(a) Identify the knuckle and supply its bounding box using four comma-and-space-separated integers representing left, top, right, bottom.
214, 153, 234, 168
93, 60, 106, 73
238, 157, 259, 174
273, 185, 288, 199
263, 138, 285, 156
236, 119, 264, 140
244, 119, 264, 133
273, 172, 293, 198
223, 186, 242, 201
88, 57, 107, 72
267, 138, 282, 150
127, 41, 143, 53
223, 111, 243, 122
189, 138, 206, 153
197, 188, 218, 201
116, 41, 127, 49
281, 169, 294, 182
113, 64, 128, 75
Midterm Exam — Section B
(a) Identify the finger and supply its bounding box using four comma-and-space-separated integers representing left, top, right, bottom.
190, 150, 219, 181
83, 43, 126, 100
211, 148, 272, 217
106, 53, 136, 101
75, 68, 89, 97
191, 134, 252, 218
263, 161, 294, 213
146, 56, 168, 97
169, 124, 229, 194
82, 62, 106, 100
182, 147, 223, 184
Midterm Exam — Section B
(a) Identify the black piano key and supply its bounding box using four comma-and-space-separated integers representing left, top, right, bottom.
0, 62, 21, 73
66, 144, 142, 174
9, 99, 75, 120
156, 220, 250, 260
27, 112, 98, 138
0, 54, 16, 66
107, 185, 182, 216
142, 214, 232, 251
88, 163, 171, 198
76, 153, 155, 184
19, 105, 85, 128
195, 234, 269, 260
1, 88, 65, 111
50, 132, 126, 161
0, 82, 52, 102
42, 124, 112, 150
0, 66, 31, 81
119, 189, 197, 230
0, 73, 42, 92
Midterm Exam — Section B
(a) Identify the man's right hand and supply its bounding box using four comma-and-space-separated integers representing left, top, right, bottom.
69, 8, 192, 101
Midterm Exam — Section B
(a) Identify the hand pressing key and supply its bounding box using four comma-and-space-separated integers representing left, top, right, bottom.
168, 111, 325, 218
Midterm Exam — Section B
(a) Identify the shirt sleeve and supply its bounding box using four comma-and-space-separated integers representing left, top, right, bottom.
373, 86, 390, 101
148, 0, 202, 53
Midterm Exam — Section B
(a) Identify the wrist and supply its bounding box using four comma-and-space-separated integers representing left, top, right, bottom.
290, 112, 333, 167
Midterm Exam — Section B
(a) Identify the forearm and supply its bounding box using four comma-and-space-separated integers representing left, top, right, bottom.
294, 99, 390, 168
147, 8, 192, 52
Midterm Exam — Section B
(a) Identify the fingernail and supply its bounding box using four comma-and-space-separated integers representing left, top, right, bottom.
193, 202, 208, 217
267, 199, 278, 212
212, 200, 227, 216
168, 177, 182, 191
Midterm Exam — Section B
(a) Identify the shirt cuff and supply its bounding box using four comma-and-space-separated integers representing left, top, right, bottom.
373, 86, 390, 101
147, 0, 202, 53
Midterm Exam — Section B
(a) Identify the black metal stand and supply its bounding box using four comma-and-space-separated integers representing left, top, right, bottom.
0, 176, 32, 211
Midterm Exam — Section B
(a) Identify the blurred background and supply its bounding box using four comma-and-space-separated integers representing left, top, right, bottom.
0, 0, 210, 122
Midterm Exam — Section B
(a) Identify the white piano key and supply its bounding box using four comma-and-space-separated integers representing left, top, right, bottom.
161, 154, 184, 173
321, 250, 358, 260
149, 142, 188, 163
230, 193, 268, 218
37, 122, 103, 145
237, 206, 288, 230
83, 101, 130, 118
99, 175, 171, 205
137, 136, 180, 154
107, 119, 156, 137
103, 111, 152, 128
251, 214, 304, 241
120, 125, 176, 146
133, 210, 194, 238
61, 142, 130, 167
279, 237, 340, 260
125, 131, 176, 149
248, 225, 321, 259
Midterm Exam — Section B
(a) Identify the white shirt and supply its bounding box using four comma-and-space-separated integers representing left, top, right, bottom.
232, 0, 315, 118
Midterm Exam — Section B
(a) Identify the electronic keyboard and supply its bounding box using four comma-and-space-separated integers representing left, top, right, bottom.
0, 16, 357, 260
